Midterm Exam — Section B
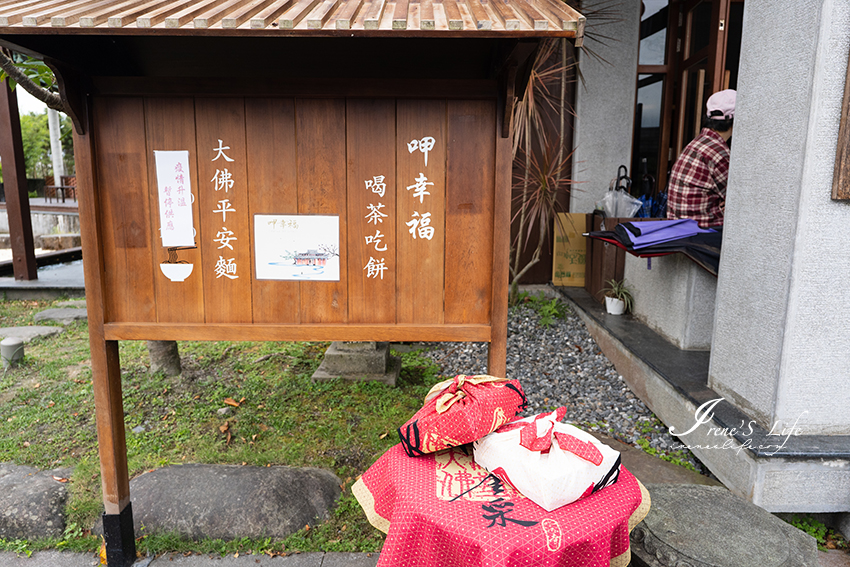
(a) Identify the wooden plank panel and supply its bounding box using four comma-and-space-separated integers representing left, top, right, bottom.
512, 0, 547, 30
346, 99, 397, 324
144, 97, 205, 324
296, 99, 348, 323
107, 0, 173, 26
135, 0, 188, 27
330, 0, 364, 29
164, 0, 219, 27
17, 0, 75, 25
419, 0, 433, 29
362, 0, 385, 28
250, 0, 294, 27
246, 98, 300, 324
444, 99, 495, 324
463, 0, 490, 29
222, 0, 268, 28
279, 0, 323, 28
490, 0, 520, 30
193, 0, 254, 27
441, 0, 462, 29
195, 98, 253, 323
396, 99, 446, 324
49, 0, 115, 26
391, 0, 407, 28
80, 0, 150, 26
306, 0, 340, 28
92, 97, 156, 323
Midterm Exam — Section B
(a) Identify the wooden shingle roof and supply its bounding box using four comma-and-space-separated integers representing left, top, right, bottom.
0, 0, 585, 39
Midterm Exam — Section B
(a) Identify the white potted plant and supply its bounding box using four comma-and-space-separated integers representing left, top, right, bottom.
603, 279, 633, 315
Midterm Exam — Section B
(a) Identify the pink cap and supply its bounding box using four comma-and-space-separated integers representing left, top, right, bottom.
706, 89, 736, 120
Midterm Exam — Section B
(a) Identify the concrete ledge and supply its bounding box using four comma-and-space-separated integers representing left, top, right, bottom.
557, 286, 850, 513
624, 254, 716, 350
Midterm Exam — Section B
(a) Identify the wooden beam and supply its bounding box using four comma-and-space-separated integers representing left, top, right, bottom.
104, 322, 493, 342
488, 97, 511, 377
0, 81, 37, 280
74, 93, 135, 566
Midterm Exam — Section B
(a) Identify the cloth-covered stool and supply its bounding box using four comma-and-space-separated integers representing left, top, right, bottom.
353, 443, 650, 567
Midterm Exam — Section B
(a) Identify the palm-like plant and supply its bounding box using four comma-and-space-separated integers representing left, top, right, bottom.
508, 1, 622, 304
509, 39, 577, 303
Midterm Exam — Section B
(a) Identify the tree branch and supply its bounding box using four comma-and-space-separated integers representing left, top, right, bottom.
0, 51, 68, 114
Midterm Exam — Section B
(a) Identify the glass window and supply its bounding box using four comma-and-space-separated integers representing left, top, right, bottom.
687, 2, 712, 57
639, 1, 668, 66
633, 74, 665, 183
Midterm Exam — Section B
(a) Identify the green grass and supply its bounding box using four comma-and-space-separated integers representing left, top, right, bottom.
785, 514, 848, 551
510, 291, 570, 327
635, 438, 699, 473
0, 298, 447, 557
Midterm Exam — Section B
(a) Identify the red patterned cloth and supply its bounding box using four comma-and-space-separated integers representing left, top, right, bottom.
666, 128, 730, 228
353, 444, 650, 567
397, 375, 526, 457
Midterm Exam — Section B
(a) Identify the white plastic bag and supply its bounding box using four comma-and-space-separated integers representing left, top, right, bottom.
473, 408, 621, 511
598, 189, 642, 218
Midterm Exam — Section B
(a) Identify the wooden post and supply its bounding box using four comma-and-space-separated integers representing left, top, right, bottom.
74, 109, 135, 567
0, 81, 37, 280
488, 100, 512, 378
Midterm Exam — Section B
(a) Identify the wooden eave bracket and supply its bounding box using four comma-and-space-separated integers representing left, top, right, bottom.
496, 39, 538, 138
45, 58, 89, 135
501, 62, 517, 138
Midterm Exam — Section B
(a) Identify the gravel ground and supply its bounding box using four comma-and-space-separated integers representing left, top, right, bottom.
420, 297, 712, 476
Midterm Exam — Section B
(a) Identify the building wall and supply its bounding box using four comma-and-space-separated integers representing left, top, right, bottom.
0, 211, 80, 236
709, 0, 850, 434
570, 1, 640, 214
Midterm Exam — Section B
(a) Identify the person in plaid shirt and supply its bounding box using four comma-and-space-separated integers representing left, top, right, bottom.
667, 89, 736, 228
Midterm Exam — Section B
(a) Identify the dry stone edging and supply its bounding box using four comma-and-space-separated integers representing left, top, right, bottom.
54, 300, 86, 309
94, 464, 342, 541
33, 308, 88, 325
0, 463, 72, 539
630, 484, 818, 567
0, 326, 63, 343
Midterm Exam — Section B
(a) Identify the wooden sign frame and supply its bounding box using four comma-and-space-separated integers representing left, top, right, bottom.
75, 78, 512, 566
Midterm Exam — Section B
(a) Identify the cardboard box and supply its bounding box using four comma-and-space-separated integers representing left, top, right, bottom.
552, 213, 587, 286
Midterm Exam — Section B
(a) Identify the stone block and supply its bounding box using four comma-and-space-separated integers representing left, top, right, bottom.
0, 464, 71, 539
631, 485, 818, 567
33, 308, 87, 325
94, 464, 341, 540
312, 341, 401, 386
0, 325, 63, 343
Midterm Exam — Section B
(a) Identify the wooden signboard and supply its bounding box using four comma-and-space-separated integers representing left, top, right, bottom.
88, 95, 508, 355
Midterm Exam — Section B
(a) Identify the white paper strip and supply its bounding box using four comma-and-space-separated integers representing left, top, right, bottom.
154, 150, 195, 248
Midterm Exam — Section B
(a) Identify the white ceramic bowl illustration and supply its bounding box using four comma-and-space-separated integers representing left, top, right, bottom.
160, 263, 193, 282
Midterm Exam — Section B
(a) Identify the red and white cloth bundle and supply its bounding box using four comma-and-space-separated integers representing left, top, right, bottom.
474, 407, 622, 511
397, 375, 527, 457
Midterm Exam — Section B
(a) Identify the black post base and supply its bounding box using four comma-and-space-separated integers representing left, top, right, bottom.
102, 502, 136, 567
